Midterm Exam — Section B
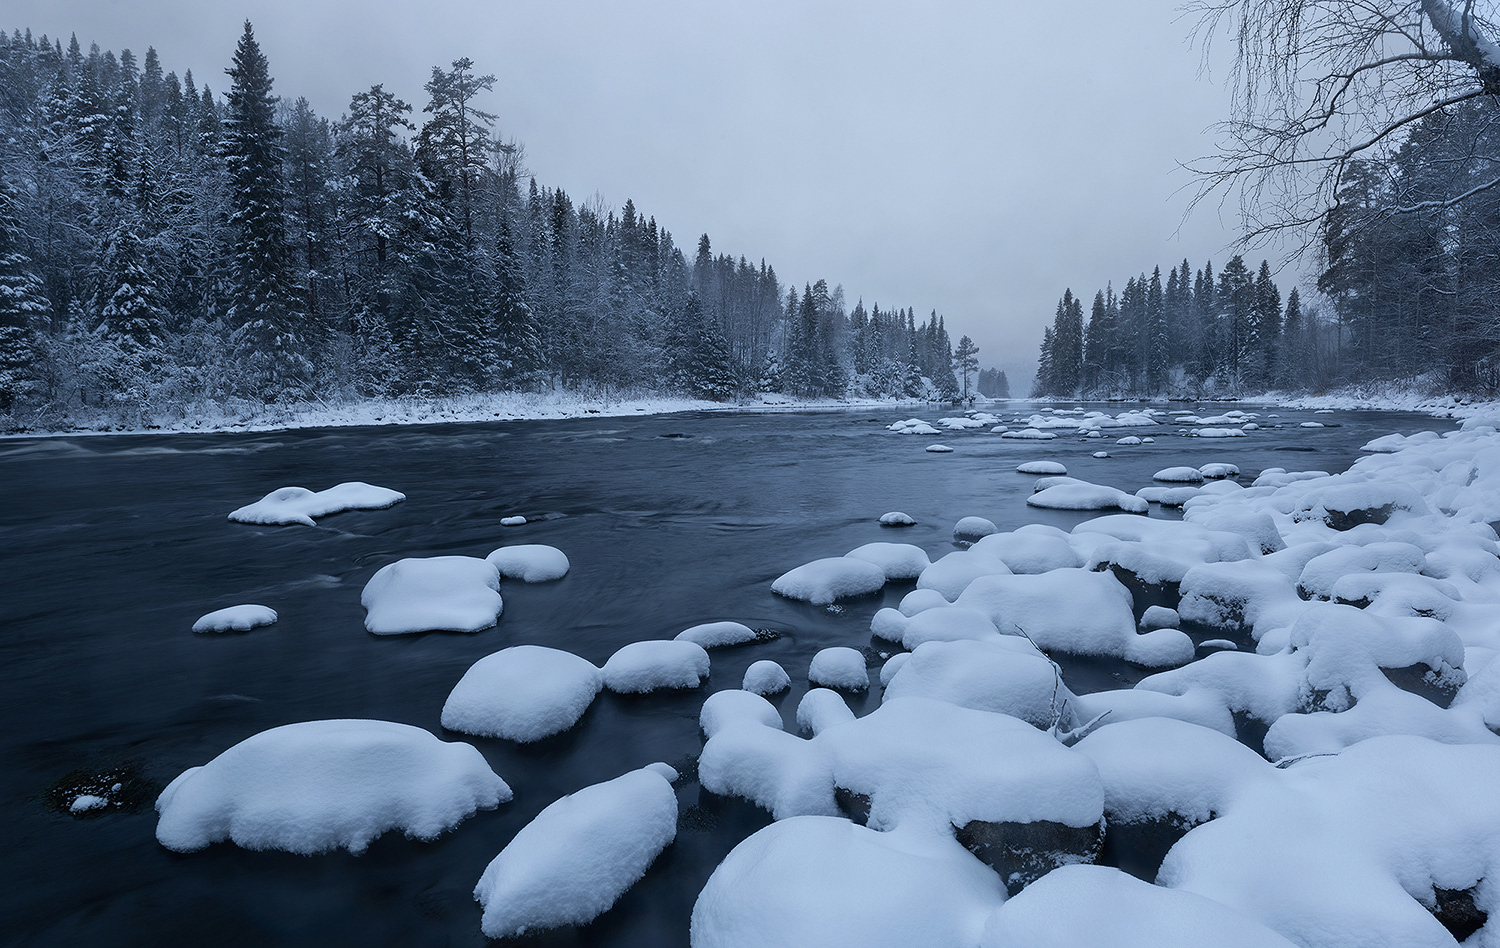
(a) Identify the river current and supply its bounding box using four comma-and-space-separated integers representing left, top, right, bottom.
0, 403, 1457, 947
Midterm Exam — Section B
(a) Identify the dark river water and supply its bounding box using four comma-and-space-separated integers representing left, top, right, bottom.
0, 402, 1457, 947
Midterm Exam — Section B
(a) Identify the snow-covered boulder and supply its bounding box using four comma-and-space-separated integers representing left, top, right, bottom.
742, 660, 792, 695
879, 511, 917, 526
845, 542, 932, 581
1154, 466, 1206, 484
883, 638, 1067, 729
361, 556, 503, 635
917, 551, 1013, 600
808, 647, 870, 691
441, 646, 603, 742
1001, 428, 1057, 440
926, 444, 955, 453
474, 765, 677, 939
772, 557, 888, 605
192, 604, 278, 633
1016, 460, 1067, 475
954, 517, 999, 541
691, 817, 1006, 948
228, 482, 405, 526
485, 544, 570, 582
1199, 462, 1240, 479
981, 864, 1299, 948
155, 720, 509, 854
602, 640, 711, 693
676, 621, 762, 648
970, 527, 1082, 574
500, 515, 527, 526
1028, 481, 1149, 514
956, 569, 1193, 667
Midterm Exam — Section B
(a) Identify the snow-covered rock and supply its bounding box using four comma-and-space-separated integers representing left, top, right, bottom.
155, 720, 509, 854
474, 765, 677, 938
1016, 460, 1067, 475
879, 510, 917, 526
485, 544, 570, 582
500, 515, 527, 526
808, 647, 869, 691
1199, 462, 1240, 479
742, 660, 792, 695
772, 556, 889, 605
676, 621, 762, 648
926, 444, 955, 453
441, 646, 603, 742
845, 542, 932, 581
602, 640, 711, 693
953, 516, 999, 541
1154, 466, 1206, 484
1000, 428, 1057, 440
228, 482, 405, 526
361, 556, 503, 635
1028, 481, 1149, 514
692, 818, 1006, 948
192, 604, 278, 633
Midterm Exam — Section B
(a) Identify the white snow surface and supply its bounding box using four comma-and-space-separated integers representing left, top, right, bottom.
361, 556, 502, 635
155, 720, 509, 854
1015, 460, 1067, 474
1028, 481, 1149, 513
981, 864, 1299, 948
441, 646, 603, 742
772, 556, 888, 605
741, 660, 792, 695
845, 542, 932, 581
676, 621, 762, 648
602, 640, 711, 693
474, 765, 677, 938
192, 604, 278, 633
691, 818, 1005, 948
808, 647, 870, 691
228, 481, 405, 526
485, 544, 570, 582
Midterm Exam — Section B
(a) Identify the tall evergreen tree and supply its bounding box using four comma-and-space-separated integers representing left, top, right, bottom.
221, 20, 304, 394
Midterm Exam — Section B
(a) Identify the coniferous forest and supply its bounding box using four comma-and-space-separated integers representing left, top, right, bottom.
0, 23, 970, 427
1033, 100, 1500, 399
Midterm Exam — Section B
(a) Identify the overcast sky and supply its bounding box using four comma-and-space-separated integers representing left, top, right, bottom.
11, 0, 1262, 391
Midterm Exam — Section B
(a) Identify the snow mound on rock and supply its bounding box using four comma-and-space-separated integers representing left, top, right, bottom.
981, 864, 1298, 948
676, 621, 762, 648
954, 516, 999, 541
474, 765, 677, 939
192, 604, 278, 633
1016, 460, 1067, 475
155, 719, 509, 854
926, 444, 955, 453
1154, 466, 1206, 484
846, 542, 932, 581
485, 544, 570, 582
691, 817, 1005, 948
742, 660, 792, 695
228, 482, 406, 526
808, 647, 869, 691
772, 556, 888, 605
879, 510, 917, 526
1000, 428, 1057, 440
1028, 481, 1149, 514
441, 645, 603, 742
361, 556, 502, 635
603, 640, 711, 693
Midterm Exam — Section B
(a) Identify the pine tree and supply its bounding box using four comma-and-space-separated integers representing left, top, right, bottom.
416, 57, 495, 250
221, 20, 305, 395
95, 221, 165, 353
953, 334, 979, 399
0, 175, 49, 410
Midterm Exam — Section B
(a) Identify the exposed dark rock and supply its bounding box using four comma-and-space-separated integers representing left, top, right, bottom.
1382, 663, 1463, 709
954, 818, 1105, 896
1433, 886, 1487, 942
834, 786, 873, 825
1099, 813, 1200, 882
1098, 563, 1181, 617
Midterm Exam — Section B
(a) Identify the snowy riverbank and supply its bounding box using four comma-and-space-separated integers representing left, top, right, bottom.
0, 390, 933, 439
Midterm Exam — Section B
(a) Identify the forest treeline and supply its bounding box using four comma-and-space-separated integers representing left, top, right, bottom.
0, 22, 974, 424
1033, 98, 1500, 399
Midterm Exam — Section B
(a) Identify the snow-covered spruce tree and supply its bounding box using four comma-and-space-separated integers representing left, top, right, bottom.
953, 333, 979, 399
221, 20, 306, 398
94, 220, 166, 354
492, 214, 541, 385
0, 174, 50, 411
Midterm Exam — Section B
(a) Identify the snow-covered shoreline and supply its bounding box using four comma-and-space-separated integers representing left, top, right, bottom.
0, 391, 935, 440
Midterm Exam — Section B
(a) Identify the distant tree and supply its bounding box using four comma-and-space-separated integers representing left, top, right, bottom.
416, 57, 496, 249
953, 334, 980, 398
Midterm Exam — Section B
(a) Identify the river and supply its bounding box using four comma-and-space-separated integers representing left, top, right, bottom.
0, 403, 1457, 947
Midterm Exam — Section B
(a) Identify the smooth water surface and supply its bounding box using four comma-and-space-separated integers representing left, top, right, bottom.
0, 403, 1457, 947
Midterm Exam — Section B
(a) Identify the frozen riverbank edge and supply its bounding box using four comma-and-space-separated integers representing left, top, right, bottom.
5, 381, 1496, 439
0, 392, 933, 439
